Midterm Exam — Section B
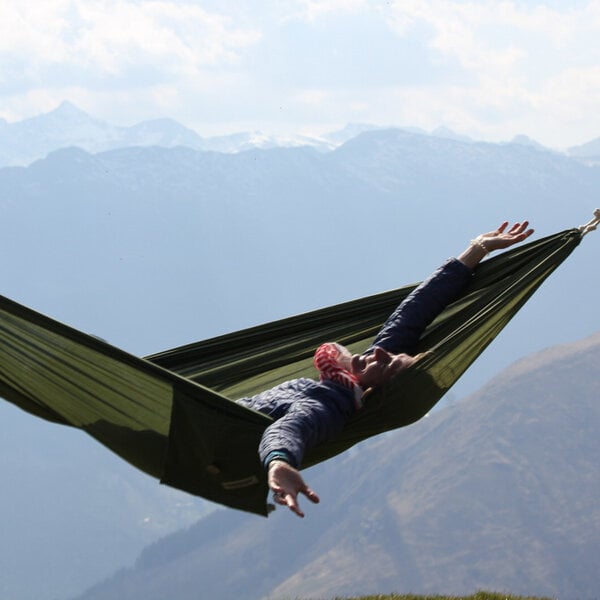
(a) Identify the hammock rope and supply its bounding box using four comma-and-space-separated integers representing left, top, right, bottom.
579, 208, 600, 236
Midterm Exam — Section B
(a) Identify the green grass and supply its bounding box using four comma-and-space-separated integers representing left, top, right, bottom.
332, 593, 553, 600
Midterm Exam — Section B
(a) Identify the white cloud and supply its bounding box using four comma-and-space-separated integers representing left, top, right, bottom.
386, 1, 548, 73
293, 88, 332, 106
0, 0, 261, 115
0, 1, 72, 62
370, 0, 600, 145
292, 0, 369, 21
541, 65, 600, 119
73, 1, 260, 72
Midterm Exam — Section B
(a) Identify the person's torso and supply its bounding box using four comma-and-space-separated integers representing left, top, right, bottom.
236, 377, 356, 420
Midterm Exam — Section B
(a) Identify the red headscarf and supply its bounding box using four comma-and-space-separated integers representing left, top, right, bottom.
313, 342, 364, 408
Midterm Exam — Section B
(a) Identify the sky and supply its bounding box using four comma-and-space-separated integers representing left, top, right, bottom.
1, 0, 600, 149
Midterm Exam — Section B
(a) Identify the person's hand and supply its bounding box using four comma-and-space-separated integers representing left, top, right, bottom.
459, 220, 534, 268
267, 460, 320, 518
477, 221, 534, 252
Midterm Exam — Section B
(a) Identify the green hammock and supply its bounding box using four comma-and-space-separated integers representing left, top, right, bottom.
0, 228, 584, 515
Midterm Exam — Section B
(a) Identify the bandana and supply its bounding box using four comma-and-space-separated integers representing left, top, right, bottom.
313, 342, 364, 409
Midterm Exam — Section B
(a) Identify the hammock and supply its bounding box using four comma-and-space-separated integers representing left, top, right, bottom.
0, 226, 589, 515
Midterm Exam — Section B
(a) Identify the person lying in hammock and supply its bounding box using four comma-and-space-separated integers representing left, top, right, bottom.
236, 221, 534, 517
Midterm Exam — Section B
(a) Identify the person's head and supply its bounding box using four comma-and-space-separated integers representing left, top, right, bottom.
350, 346, 416, 388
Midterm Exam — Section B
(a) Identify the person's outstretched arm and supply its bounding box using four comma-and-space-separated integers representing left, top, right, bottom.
369, 221, 535, 355
457, 220, 534, 269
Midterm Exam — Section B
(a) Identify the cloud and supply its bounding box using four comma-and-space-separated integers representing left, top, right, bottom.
386, 1, 549, 73
385, 1, 600, 75
369, 0, 600, 145
74, 1, 260, 73
0, 0, 260, 113
292, 0, 369, 21
541, 65, 600, 120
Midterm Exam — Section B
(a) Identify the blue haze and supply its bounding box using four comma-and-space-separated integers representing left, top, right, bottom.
0, 120, 599, 600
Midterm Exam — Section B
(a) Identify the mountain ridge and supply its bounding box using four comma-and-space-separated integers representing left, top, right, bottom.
0, 102, 333, 167
0, 101, 576, 168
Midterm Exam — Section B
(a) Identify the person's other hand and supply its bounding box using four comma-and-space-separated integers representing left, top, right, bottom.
268, 460, 320, 518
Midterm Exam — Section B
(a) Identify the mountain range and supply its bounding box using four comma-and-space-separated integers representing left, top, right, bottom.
3, 101, 591, 169
0, 104, 599, 600
71, 332, 600, 600
0, 101, 362, 167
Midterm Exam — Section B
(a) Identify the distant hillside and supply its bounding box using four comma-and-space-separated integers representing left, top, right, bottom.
71, 333, 600, 600
568, 136, 600, 163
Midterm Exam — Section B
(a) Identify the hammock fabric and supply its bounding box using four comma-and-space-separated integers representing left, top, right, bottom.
0, 228, 582, 516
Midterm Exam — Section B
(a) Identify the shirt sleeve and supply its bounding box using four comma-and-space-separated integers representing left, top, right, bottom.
367, 258, 473, 356
257, 383, 354, 468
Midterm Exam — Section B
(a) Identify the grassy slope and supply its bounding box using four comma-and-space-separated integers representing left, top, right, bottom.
339, 593, 552, 600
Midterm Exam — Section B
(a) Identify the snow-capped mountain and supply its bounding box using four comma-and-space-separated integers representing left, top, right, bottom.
0, 102, 205, 167
0, 102, 337, 167
1, 102, 565, 169
196, 130, 335, 154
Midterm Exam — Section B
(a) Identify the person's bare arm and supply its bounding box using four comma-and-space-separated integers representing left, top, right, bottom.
457, 221, 534, 269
